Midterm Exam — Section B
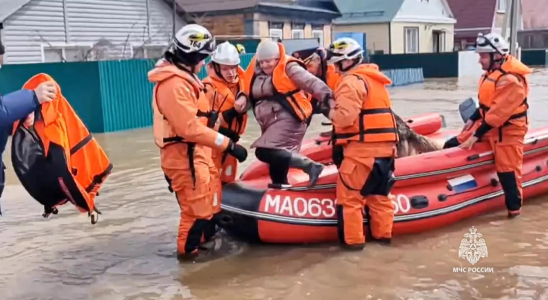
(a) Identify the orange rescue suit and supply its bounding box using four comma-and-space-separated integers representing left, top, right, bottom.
11, 73, 112, 224
203, 66, 248, 214
149, 60, 231, 255
244, 43, 313, 122
472, 55, 531, 216
325, 64, 340, 91
331, 64, 398, 248
311, 64, 339, 116
332, 65, 399, 145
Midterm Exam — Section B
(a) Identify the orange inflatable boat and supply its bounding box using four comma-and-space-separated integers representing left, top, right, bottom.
217, 113, 548, 244
240, 112, 446, 180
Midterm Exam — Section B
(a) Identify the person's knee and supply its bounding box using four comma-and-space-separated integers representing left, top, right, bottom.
175, 172, 214, 219
255, 148, 291, 164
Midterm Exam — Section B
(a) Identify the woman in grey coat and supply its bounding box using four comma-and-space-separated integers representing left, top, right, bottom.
236, 40, 334, 186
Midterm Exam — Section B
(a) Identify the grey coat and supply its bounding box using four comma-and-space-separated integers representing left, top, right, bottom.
249, 58, 333, 152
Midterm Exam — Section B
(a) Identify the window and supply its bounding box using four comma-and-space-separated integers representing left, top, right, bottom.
404, 27, 419, 53
65, 47, 91, 61
312, 24, 324, 46
497, 0, 506, 12
132, 45, 167, 59
291, 23, 305, 39
543, 34, 548, 48
269, 22, 283, 41
432, 30, 446, 52
524, 34, 533, 48
42, 45, 93, 62
44, 48, 63, 62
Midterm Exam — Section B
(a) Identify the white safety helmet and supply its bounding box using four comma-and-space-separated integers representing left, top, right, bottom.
166, 24, 215, 67
326, 37, 364, 64
475, 32, 509, 55
211, 42, 241, 66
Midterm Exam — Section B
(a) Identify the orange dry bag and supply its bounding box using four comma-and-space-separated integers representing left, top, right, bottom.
11, 73, 113, 224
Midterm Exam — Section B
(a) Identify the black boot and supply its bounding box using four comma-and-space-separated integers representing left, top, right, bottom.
288, 154, 325, 186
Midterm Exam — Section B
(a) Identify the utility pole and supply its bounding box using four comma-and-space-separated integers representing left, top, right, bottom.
172, 0, 177, 38
508, 0, 521, 59
501, 0, 511, 39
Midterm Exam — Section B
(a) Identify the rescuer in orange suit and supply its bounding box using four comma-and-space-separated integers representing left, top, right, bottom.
148, 24, 248, 260
452, 32, 531, 219
321, 38, 399, 250
202, 41, 249, 237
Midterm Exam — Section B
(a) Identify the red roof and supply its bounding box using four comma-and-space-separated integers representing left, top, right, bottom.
446, 0, 497, 30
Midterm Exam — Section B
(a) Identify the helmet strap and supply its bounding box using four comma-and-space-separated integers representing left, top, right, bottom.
212, 62, 225, 82
338, 57, 361, 72
488, 53, 506, 71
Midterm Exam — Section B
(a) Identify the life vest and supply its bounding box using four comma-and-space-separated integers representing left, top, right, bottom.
309, 64, 340, 117
477, 55, 530, 139
152, 65, 215, 190
153, 66, 215, 148
244, 43, 313, 122
325, 64, 340, 91
11, 73, 112, 224
203, 66, 248, 139
332, 64, 399, 145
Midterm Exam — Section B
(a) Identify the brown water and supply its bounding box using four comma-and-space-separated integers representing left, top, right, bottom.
2, 69, 548, 300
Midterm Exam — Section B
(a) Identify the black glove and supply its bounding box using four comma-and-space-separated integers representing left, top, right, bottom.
318, 96, 333, 119
218, 126, 240, 143
310, 98, 321, 115
225, 140, 248, 163
222, 107, 239, 124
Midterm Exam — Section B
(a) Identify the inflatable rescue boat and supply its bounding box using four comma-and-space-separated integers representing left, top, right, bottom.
240, 112, 446, 179
217, 109, 548, 244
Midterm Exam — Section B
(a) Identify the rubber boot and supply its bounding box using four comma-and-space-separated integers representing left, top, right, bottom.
288, 154, 324, 186
508, 211, 521, 219
341, 243, 366, 251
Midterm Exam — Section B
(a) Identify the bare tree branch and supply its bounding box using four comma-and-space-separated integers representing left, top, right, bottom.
35, 30, 66, 62
121, 20, 142, 58
132, 20, 171, 59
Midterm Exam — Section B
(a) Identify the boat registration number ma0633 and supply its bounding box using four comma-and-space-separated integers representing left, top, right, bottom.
262, 194, 412, 218
263, 194, 337, 218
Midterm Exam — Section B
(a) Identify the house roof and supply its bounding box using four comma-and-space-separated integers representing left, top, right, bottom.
175, 0, 338, 14
521, 0, 548, 30
333, 0, 405, 25
446, 0, 496, 30
0, 0, 32, 22
174, 0, 259, 13
260, 2, 339, 15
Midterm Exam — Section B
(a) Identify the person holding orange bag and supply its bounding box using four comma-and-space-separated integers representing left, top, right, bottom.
0, 43, 56, 215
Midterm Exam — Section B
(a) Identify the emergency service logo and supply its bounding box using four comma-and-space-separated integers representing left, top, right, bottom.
453, 226, 494, 273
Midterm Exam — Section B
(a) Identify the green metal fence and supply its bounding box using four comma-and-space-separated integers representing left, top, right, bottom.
1, 53, 427, 133
98, 59, 157, 132
0, 61, 105, 133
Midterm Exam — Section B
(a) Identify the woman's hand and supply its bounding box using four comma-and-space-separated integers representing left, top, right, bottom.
234, 95, 247, 113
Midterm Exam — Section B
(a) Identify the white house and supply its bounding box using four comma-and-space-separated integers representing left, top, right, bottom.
333, 0, 456, 54
0, 0, 185, 64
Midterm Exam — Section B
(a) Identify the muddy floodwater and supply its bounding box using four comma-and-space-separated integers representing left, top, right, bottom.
1, 69, 548, 300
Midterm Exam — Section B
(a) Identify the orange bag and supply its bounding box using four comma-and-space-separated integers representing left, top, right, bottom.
11, 73, 112, 224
